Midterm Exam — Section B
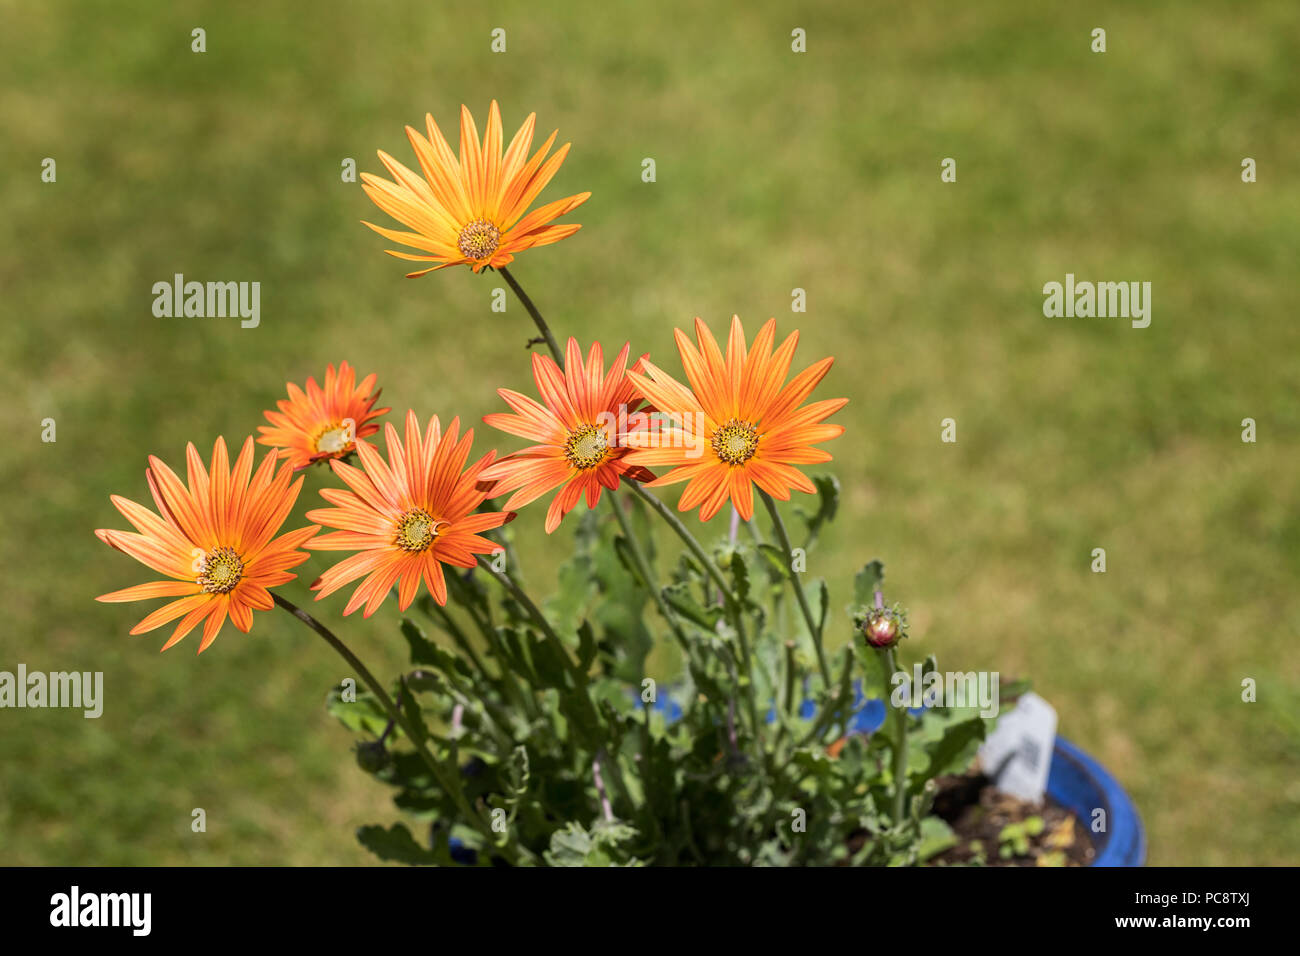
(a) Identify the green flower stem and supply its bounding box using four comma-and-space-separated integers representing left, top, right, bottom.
499, 266, 562, 364
475, 555, 596, 699
626, 482, 764, 746
428, 599, 536, 728
782, 640, 797, 717
475, 555, 613, 770
758, 488, 832, 688
729, 607, 764, 743
273, 593, 531, 864
427, 601, 488, 673
882, 647, 910, 826
449, 590, 540, 723
476, 555, 567, 652
626, 483, 731, 600
605, 490, 692, 656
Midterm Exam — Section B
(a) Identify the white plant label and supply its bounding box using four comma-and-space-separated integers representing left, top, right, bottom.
978, 691, 1057, 803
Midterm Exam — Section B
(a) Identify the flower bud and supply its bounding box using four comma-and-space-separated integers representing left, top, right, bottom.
861, 607, 904, 649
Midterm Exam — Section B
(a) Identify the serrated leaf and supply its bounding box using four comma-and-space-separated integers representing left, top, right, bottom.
501, 745, 530, 826
356, 823, 438, 865
400, 618, 473, 683
544, 820, 641, 867
400, 617, 440, 667
794, 474, 840, 546
398, 680, 431, 747
527, 630, 573, 690
729, 551, 750, 605
853, 561, 886, 607
326, 685, 389, 736
663, 581, 723, 630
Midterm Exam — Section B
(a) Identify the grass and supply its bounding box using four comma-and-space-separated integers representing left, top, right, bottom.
1, 0, 1298, 865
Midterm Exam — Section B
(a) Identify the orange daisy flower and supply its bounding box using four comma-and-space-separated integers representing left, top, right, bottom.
623, 316, 847, 523
306, 411, 511, 616
480, 338, 654, 533
257, 361, 390, 470
361, 100, 590, 276
95, 437, 319, 654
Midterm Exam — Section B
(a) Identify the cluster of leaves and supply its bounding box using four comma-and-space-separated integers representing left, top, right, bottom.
327, 477, 1001, 866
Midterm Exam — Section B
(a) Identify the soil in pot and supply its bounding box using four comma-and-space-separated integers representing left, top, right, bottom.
926, 771, 1095, 867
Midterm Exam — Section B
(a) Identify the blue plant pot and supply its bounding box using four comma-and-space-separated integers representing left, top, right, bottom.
1046, 735, 1146, 866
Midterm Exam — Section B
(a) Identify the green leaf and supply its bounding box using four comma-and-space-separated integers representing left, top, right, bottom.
326, 685, 389, 736
544, 510, 599, 642
794, 474, 840, 546
400, 618, 440, 667
853, 561, 886, 607
729, 550, 751, 605
576, 620, 598, 673
612, 534, 646, 588
663, 581, 723, 630
756, 543, 790, 580
544, 820, 642, 867
795, 577, 828, 640
498, 626, 538, 684
400, 618, 474, 683
500, 745, 531, 826
527, 630, 574, 691
917, 816, 959, 861
398, 680, 432, 747
587, 513, 655, 680
910, 714, 988, 789
356, 823, 438, 865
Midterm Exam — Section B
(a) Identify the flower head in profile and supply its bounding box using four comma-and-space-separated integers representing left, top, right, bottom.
95, 437, 318, 653
258, 361, 390, 470
306, 411, 511, 615
481, 338, 654, 533
623, 316, 846, 522
361, 101, 590, 276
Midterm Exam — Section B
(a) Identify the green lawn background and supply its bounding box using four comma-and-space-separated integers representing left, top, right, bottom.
2, 0, 1297, 865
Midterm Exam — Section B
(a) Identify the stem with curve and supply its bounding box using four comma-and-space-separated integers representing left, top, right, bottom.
499, 266, 562, 363
273, 592, 531, 864
606, 490, 692, 657
625, 481, 764, 746
758, 488, 832, 688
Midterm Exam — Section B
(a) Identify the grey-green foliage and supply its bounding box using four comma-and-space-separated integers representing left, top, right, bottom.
329, 479, 1002, 865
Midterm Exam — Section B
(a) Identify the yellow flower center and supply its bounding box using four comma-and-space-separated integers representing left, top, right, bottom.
395, 508, 442, 552
198, 546, 244, 594
457, 219, 501, 260
711, 419, 760, 465
564, 423, 610, 470
314, 424, 353, 455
